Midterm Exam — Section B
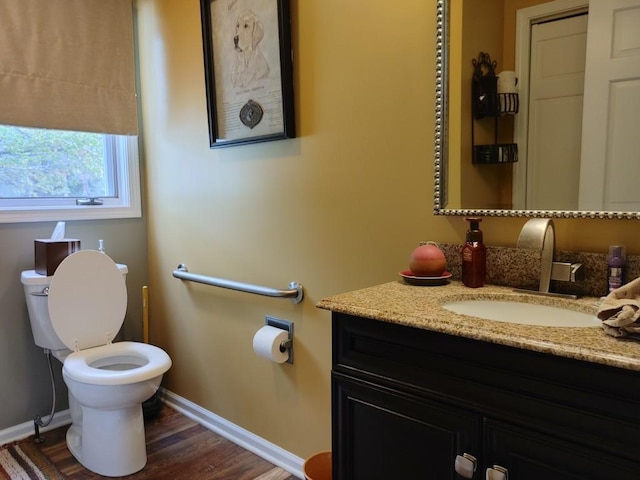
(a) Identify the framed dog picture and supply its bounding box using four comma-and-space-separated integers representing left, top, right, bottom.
200, 0, 295, 148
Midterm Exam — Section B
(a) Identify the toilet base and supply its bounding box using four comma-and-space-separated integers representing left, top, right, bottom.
67, 403, 147, 477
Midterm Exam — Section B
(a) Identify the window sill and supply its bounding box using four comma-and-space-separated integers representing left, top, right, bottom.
0, 204, 142, 224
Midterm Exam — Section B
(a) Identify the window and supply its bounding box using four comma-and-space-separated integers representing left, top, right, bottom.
0, 126, 141, 223
0, 0, 140, 223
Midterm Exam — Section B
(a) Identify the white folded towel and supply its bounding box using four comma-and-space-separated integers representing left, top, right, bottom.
597, 276, 640, 337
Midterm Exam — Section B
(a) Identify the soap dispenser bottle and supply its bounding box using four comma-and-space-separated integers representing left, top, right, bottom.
607, 245, 626, 292
461, 217, 486, 288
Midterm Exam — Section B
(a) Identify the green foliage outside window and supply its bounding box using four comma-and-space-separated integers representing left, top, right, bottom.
0, 126, 107, 198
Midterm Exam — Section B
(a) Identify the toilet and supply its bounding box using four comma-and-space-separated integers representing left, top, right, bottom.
21, 250, 172, 477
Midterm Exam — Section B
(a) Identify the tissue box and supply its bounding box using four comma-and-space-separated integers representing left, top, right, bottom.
34, 239, 81, 276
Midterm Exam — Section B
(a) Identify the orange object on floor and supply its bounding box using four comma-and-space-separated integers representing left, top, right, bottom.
303, 451, 332, 480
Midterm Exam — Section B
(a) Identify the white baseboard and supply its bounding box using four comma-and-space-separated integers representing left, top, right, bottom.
0, 410, 71, 446
160, 388, 304, 479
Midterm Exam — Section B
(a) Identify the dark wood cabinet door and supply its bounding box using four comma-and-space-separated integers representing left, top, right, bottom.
333, 372, 482, 480
484, 418, 640, 480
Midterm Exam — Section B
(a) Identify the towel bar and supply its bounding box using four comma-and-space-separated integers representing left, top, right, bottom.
172, 264, 304, 304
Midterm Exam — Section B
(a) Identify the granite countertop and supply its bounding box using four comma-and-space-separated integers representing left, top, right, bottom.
317, 280, 640, 371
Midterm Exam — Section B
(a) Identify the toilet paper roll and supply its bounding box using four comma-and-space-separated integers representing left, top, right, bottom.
497, 71, 518, 94
253, 325, 290, 363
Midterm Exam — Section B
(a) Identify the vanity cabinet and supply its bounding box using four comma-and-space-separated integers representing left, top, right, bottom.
332, 313, 640, 479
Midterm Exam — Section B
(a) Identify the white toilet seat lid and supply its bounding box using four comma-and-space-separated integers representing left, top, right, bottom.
48, 250, 127, 351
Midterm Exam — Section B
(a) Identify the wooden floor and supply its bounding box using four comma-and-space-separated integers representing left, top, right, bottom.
32, 405, 298, 480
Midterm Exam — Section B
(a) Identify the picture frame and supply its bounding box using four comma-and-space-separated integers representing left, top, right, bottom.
200, 0, 295, 148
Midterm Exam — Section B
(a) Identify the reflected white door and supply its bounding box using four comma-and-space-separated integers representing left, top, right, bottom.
579, 0, 640, 211
526, 15, 588, 211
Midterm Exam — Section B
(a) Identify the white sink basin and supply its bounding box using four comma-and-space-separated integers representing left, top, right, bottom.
442, 299, 601, 327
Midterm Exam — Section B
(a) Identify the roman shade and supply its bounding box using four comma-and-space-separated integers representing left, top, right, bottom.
0, 0, 138, 135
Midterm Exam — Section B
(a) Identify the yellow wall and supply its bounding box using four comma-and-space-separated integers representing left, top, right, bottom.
136, 0, 640, 460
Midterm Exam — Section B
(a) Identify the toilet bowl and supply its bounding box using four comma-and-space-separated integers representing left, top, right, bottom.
21, 250, 171, 477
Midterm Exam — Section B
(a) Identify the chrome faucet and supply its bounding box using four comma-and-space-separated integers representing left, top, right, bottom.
516, 219, 584, 298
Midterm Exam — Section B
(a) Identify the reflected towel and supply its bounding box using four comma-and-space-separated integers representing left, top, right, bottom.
597, 276, 640, 337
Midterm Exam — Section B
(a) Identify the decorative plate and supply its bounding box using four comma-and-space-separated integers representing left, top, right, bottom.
399, 270, 452, 286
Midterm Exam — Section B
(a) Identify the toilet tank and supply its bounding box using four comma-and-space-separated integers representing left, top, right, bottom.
21, 264, 128, 351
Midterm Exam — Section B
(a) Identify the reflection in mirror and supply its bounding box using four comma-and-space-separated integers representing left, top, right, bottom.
433, 0, 640, 220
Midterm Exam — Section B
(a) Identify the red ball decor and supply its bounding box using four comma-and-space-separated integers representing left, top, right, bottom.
409, 242, 447, 277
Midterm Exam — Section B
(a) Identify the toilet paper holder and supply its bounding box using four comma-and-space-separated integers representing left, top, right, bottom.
266, 316, 294, 365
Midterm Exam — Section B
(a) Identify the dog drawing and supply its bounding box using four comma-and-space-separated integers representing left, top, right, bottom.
231, 10, 270, 88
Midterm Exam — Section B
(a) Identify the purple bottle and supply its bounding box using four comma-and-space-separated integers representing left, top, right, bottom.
607, 245, 626, 293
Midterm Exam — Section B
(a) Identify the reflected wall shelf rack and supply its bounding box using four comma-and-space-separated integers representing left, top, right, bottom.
471, 52, 519, 164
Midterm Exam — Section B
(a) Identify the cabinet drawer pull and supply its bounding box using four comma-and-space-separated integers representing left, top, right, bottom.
454, 453, 477, 479
486, 465, 509, 480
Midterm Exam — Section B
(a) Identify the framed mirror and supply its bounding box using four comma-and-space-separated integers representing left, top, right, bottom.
433, 0, 640, 220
